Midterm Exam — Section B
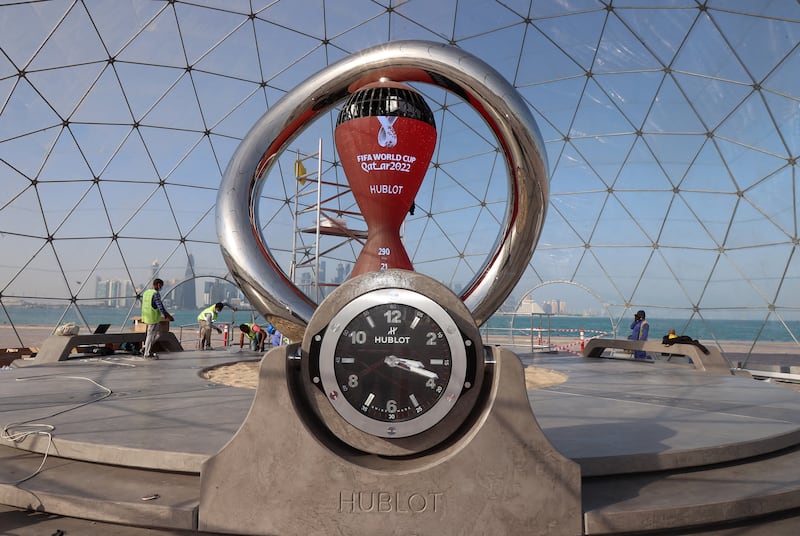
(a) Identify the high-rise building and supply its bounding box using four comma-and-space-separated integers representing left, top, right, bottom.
173, 254, 197, 310
202, 279, 241, 307
95, 277, 134, 308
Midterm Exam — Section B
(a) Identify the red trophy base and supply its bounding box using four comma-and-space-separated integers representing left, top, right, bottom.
335, 82, 437, 278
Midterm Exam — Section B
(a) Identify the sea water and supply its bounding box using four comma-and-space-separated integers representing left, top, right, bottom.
2, 305, 799, 343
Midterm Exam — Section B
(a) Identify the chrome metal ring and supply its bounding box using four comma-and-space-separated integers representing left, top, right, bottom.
217, 40, 548, 335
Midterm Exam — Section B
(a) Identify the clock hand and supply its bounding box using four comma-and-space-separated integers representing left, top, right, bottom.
388, 356, 425, 368
384, 355, 439, 380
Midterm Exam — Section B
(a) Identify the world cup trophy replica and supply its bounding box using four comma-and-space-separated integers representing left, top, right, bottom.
334, 80, 437, 278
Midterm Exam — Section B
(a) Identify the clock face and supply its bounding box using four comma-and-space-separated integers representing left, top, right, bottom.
318, 288, 468, 438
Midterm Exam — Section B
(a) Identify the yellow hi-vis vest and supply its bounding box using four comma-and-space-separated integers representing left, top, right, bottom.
242, 322, 260, 340
141, 289, 161, 324
197, 304, 218, 323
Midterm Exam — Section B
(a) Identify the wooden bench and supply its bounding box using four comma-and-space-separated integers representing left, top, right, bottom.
16, 332, 183, 365
582, 338, 745, 376
1, 347, 36, 367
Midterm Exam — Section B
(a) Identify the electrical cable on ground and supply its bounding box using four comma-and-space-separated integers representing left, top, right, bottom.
0, 375, 112, 485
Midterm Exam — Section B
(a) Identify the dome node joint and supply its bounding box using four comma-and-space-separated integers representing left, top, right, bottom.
673, 186, 679, 194
607, 187, 613, 194
584, 243, 591, 249
663, 66, 672, 74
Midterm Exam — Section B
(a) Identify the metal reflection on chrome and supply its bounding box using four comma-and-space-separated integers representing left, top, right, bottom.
216, 40, 548, 335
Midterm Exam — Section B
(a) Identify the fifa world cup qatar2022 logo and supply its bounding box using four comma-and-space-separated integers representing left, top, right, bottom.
334, 80, 436, 278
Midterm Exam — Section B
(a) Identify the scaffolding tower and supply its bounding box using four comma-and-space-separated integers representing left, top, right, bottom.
290, 139, 367, 303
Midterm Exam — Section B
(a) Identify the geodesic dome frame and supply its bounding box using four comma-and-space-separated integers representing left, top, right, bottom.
1, 1, 799, 353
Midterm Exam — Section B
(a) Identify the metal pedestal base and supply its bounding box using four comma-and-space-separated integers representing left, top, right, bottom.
200, 345, 581, 535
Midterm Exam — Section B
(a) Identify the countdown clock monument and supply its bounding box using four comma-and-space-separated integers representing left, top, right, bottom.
201, 41, 581, 535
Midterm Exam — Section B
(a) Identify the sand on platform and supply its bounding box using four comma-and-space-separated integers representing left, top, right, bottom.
201, 359, 568, 390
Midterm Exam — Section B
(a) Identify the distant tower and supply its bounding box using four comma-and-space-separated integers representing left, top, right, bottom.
335, 262, 346, 284
151, 259, 160, 280
174, 254, 197, 310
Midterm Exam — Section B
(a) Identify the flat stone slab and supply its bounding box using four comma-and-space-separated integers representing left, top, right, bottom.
2, 349, 799, 479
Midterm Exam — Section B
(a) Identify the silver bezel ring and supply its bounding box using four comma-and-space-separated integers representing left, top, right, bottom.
216, 40, 549, 332
318, 288, 467, 438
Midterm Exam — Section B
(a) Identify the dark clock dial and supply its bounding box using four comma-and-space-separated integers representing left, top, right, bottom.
318, 288, 467, 438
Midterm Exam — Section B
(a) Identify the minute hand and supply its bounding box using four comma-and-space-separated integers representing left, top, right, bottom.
384, 355, 439, 380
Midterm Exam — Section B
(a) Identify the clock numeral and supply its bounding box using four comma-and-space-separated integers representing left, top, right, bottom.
426, 377, 436, 389
348, 374, 359, 388
349, 330, 367, 344
384, 309, 401, 324
386, 399, 397, 414
426, 331, 438, 345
